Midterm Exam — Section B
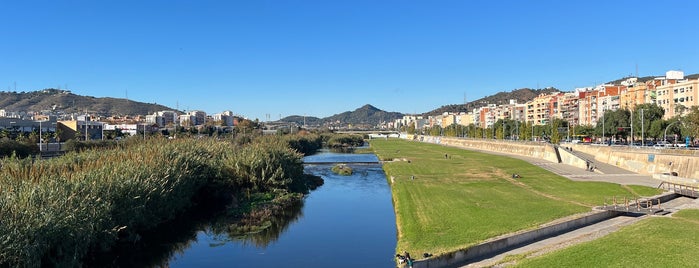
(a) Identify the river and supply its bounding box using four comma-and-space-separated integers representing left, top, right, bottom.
166, 149, 397, 267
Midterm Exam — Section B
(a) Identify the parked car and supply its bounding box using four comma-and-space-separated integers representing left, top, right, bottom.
653, 141, 673, 149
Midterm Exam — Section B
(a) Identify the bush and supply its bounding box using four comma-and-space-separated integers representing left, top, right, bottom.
331, 164, 353, 175
0, 140, 38, 158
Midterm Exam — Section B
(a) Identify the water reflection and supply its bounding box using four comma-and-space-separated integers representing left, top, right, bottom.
207, 201, 305, 248
92, 150, 396, 268
170, 150, 396, 268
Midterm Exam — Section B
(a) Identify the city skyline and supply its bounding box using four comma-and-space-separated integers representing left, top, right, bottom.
2, 1, 698, 120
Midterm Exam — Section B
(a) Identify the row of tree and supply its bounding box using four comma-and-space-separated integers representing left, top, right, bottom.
404, 104, 697, 144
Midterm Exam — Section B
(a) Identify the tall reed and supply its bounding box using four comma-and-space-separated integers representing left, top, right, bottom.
0, 135, 315, 266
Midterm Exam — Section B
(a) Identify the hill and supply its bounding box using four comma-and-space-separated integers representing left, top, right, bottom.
425, 88, 560, 116
325, 104, 403, 126
0, 89, 176, 116
280, 104, 404, 127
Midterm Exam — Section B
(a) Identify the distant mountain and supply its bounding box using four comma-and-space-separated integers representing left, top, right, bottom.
279, 115, 323, 126
280, 104, 404, 127
0, 88, 176, 116
425, 88, 560, 116
325, 104, 403, 125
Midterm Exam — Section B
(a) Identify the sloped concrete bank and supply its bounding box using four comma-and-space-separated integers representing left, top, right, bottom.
569, 144, 699, 180
412, 135, 560, 164
412, 210, 620, 268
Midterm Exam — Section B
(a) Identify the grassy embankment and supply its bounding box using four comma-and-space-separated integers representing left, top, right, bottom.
512, 208, 699, 267
0, 134, 322, 266
370, 139, 661, 258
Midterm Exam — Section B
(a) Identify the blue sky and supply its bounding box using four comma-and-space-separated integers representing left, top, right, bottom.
2, 1, 698, 120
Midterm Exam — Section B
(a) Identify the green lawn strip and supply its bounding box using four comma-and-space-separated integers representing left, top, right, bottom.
514, 215, 699, 267
624, 184, 664, 197
672, 209, 699, 221
370, 139, 660, 258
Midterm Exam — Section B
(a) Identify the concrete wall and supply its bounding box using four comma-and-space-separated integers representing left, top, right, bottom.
413, 210, 620, 268
570, 144, 699, 180
414, 136, 560, 164
557, 146, 590, 170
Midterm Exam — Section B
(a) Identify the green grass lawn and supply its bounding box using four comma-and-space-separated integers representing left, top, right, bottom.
514, 209, 699, 267
370, 139, 662, 257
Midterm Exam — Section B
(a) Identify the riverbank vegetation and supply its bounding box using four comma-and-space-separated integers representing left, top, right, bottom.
0, 134, 323, 266
369, 139, 661, 259
324, 134, 365, 148
331, 164, 353, 175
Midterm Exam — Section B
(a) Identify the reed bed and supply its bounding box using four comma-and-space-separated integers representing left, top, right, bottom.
0, 134, 318, 266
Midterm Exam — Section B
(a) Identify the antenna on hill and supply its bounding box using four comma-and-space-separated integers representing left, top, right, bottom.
635, 63, 639, 78
125, 89, 128, 100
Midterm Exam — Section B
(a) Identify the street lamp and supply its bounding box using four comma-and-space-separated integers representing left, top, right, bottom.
39, 120, 44, 152
664, 120, 680, 145
641, 109, 645, 146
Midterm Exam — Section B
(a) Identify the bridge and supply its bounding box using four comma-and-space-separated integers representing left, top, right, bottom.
303, 161, 381, 165
658, 181, 699, 198
334, 130, 400, 135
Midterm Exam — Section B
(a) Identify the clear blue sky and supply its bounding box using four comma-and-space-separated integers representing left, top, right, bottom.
2, 1, 698, 120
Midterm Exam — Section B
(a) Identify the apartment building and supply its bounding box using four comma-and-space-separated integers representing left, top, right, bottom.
211, 110, 235, 127
527, 93, 560, 125
557, 92, 579, 125
656, 77, 699, 119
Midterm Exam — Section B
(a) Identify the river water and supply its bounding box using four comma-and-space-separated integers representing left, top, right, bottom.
168, 150, 397, 267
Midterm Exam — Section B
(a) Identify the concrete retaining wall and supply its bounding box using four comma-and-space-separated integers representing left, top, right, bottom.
570, 144, 699, 180
557, 146, 589, 170
413, 210, 620, 268
416, 136, 560, 164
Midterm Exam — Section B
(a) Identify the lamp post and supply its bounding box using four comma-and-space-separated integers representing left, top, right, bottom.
664, 120, 680, 145
602, 113, 605, 143
39, 120, 43, 152
641, 109, 645, 146
629, 110, 633, 147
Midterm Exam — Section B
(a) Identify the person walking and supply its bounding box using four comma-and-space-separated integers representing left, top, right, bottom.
405, 251, 413, 268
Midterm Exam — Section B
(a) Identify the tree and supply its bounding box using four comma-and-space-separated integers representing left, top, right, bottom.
551, 119, 562, 144
649, 120, 665, 139
633, 103, 664, 140
597, 109, 630, 141
683, 107, 699, 142
521, 121, 531, 141
406, 122, 416, 135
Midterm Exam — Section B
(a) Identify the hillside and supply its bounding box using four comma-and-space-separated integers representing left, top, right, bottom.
0, 89, 176, 116
425, 88, 560, 116
325, 104, 403, 125
281, 104, 403, 127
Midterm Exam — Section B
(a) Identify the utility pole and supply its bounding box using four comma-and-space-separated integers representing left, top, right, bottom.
641, 109, 645, 146
630, 110, 633, 147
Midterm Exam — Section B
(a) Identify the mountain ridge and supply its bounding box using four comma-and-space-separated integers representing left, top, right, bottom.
0, 88, 175, 116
